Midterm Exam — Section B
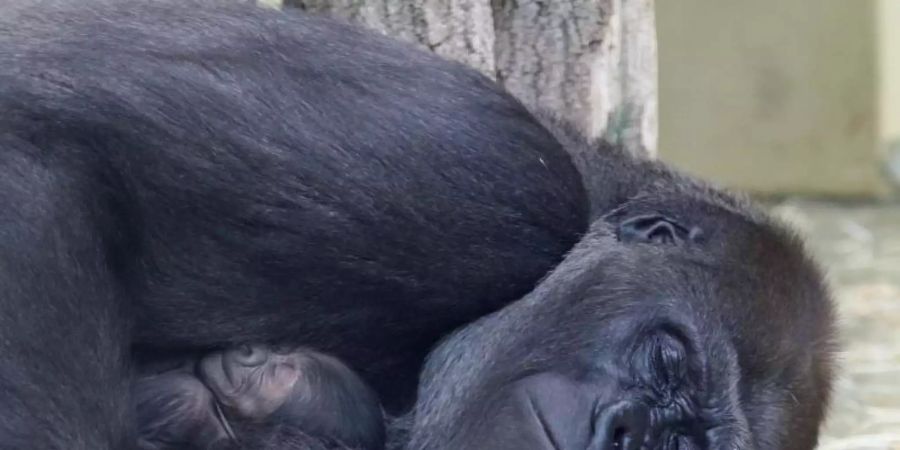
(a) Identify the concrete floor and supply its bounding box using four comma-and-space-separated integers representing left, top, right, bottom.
770, 199, 900, 450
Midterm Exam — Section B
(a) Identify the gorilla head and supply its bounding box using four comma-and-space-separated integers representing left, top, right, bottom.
405, 183, 834, 450
199, 345, 384, 449
135, 345, 383, 450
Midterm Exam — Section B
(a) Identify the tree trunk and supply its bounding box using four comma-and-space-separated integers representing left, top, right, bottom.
284, 0, 657, 157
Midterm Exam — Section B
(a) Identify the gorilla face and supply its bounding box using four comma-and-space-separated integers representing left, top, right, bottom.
199, 345, 385, 449
199, 345, 302, 419
406, 196, 833, 450
452, 309, 731, 450
469, 324, 712, 450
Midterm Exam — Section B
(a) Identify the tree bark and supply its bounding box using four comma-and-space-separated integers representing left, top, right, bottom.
284, 0, 657, 156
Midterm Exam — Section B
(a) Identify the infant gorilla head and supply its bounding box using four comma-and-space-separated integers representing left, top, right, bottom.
134, 345, 384, 450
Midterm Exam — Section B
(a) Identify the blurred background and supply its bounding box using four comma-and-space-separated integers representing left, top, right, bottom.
657, 0, 899, 198
658, 3, 899, 449
270, 1, 897, 447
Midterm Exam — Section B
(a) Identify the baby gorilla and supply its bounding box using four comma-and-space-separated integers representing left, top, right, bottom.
134, 345, 384, 450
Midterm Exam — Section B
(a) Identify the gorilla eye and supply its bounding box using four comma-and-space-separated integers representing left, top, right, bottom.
651, 336, 686, 387
631, 330, 689, 396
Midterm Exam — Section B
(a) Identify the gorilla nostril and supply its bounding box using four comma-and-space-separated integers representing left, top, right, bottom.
590, 401, 648, 450
228, 344, 269, 367
612, 427, 627, 448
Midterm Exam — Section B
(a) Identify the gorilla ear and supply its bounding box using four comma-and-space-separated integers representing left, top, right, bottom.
616, 215, 702, 245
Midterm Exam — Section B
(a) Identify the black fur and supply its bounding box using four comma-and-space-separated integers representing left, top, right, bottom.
251, 182, 837, 450
0, 1, 834, 449
0, 0, 588, 447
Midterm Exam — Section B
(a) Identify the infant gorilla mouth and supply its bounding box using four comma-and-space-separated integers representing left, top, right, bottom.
133, 345, 384, 450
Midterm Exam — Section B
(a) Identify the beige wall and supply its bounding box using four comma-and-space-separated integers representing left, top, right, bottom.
657, 0, 892, 197
881, 0, 900, 182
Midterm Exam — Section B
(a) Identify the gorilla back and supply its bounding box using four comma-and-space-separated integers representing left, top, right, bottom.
0, 0, 586, 445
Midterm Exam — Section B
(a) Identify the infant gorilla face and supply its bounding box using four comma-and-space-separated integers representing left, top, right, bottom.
135, 345, 384, 450
200, 344, 384, 447
199, 345, 304, 419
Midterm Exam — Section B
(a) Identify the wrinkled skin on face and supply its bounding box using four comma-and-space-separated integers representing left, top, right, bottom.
134, 345, 384, 450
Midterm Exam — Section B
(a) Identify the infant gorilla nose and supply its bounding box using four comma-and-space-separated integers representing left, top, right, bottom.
479, 373, 650, 450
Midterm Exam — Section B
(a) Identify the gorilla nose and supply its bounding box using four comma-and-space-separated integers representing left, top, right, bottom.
226, 344, 270, 367
590, 401, 649, 450
487, 373, 651, 450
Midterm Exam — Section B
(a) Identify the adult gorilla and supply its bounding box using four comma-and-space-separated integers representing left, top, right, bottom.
0, 1, 834, 449
164, 185, 836, 450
